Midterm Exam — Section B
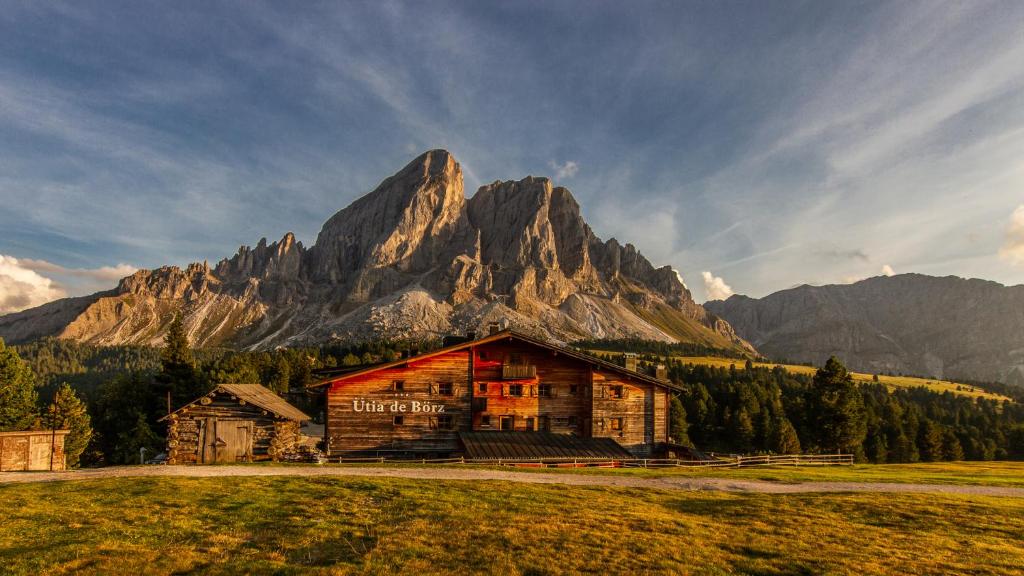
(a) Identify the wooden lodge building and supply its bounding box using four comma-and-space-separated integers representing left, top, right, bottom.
309, 330, 681, 460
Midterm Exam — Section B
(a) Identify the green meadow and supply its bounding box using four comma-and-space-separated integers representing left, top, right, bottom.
2, 464, 1023, 575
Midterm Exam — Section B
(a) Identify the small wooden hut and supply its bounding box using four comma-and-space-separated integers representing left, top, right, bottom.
0, 429, 69, 471
161, 384, 310, 464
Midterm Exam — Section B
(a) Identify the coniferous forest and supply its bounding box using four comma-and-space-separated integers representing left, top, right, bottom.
3, 330, 1023, 467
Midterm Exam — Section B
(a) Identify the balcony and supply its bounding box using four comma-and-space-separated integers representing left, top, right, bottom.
501, 364, 537, 379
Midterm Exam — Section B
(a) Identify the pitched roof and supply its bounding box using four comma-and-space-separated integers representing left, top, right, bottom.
308, 329, 680, 391
160, 383, 311, 422
459, 431, 634, 460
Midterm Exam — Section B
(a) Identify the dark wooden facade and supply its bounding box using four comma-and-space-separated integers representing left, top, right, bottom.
314, 331, 676, 458
162, 384, 310, 465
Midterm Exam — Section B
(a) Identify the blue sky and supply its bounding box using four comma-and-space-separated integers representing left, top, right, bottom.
2, 1, 1024, 313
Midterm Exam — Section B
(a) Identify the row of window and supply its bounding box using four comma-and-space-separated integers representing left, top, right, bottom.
475, 414, 581, 428
389, 381, 627, 399
390, 413, 625, 432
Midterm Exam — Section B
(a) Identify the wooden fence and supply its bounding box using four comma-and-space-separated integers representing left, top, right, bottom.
326, 453, 854, 468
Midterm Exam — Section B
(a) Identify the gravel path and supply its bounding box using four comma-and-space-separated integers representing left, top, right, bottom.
2, 465, 1023, 496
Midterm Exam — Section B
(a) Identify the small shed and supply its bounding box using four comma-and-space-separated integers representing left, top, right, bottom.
161, 384, 311, 464
0, 429, 69, 471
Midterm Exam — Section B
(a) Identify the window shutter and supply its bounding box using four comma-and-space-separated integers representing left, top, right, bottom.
530, 385, 537, 397
502, 384, 509, 397
429, 383, 438, 395
429, 416, 437, 430
622, 388, 629, 400
599, 386, 606, 398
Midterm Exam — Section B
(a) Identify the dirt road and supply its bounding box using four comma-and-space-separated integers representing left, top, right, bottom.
3, 465, 1023, 496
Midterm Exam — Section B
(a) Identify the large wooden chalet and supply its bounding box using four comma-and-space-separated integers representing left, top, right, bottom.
309, 330, 680, 460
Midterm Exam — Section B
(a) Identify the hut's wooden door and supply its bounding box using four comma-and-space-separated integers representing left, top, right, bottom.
202, 419, 253, 463
1, 436, 29, 471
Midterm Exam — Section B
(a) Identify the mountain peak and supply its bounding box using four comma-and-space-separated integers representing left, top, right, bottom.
0, 151, 752, 355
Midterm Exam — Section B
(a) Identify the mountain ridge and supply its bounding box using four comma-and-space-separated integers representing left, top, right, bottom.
705, 273, 1024, 383
1, 150, 752, 354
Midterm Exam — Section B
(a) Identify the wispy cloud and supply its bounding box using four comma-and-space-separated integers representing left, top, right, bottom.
548, 160, 579, 180
2, 2, 1024, 303
881, 264, 896, 277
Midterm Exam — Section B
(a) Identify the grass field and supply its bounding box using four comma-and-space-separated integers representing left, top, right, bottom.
675, 356, 1012, 402
2, 473, 1022, 575
477, 460, 1024, 487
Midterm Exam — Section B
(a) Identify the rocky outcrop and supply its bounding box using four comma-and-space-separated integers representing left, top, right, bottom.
705, 274, 1024, 383
0, 150, 752, 354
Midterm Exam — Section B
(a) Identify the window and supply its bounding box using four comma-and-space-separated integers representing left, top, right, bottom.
393, 380, 405, 392
393, 415, 405, 426
509, 384, 524, 397
438, 382, 453, 396
480, 415, 492, 428
500, 416, 514, 430
610, 417, 623, 431
538, 416, 550, 432
525, 417, 535, 431
554, 417, 569, 427
538, 383, 552, 397
437, 414, 454, 430
568, 416, 578, 428
609, 385, 624, 399
479, 351, 488, 360
478, 382, 487, 393
569, 384, 579, 396
509, 353, 524, 365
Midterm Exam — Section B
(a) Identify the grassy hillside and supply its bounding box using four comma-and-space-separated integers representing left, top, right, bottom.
1, 472, 1022, 575
676, 355, 1013, 402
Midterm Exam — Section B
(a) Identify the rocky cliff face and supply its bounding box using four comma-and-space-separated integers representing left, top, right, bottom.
705, 274, 1024, 383
0, 150, 751, 353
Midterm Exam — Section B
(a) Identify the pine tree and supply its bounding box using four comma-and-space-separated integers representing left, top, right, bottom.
810, 356, 867, 453
768, 416, 802, 454
0, 337, 38, 432
669, 395, 691, 446
157, 314, 204, 406
918, 420, 944, 462
733, 408, 755, 453
941, 428, 964, 461
44, 383, 93, 468
270, 356, 291, 393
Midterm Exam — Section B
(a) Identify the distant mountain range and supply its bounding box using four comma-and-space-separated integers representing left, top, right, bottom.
705, 274, 1024, 384
0, 150, 751, 354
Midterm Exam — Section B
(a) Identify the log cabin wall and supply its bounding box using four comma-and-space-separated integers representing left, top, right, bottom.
325, 350, 471, 455
590, 369, 658, 456
166, 392, 281, 464
471, 340, 591, 436
653, 387, 669, 445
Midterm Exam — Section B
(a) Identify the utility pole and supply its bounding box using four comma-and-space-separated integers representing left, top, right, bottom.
49, 401, 60, 472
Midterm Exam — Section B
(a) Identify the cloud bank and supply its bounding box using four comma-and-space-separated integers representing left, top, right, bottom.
0, 255, 137, 315
0, 255, 66, 314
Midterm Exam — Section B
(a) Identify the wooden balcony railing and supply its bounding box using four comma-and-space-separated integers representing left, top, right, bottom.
501, 364, 537, 379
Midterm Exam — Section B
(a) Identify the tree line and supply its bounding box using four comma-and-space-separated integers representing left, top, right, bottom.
658, 357, 1024, 461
